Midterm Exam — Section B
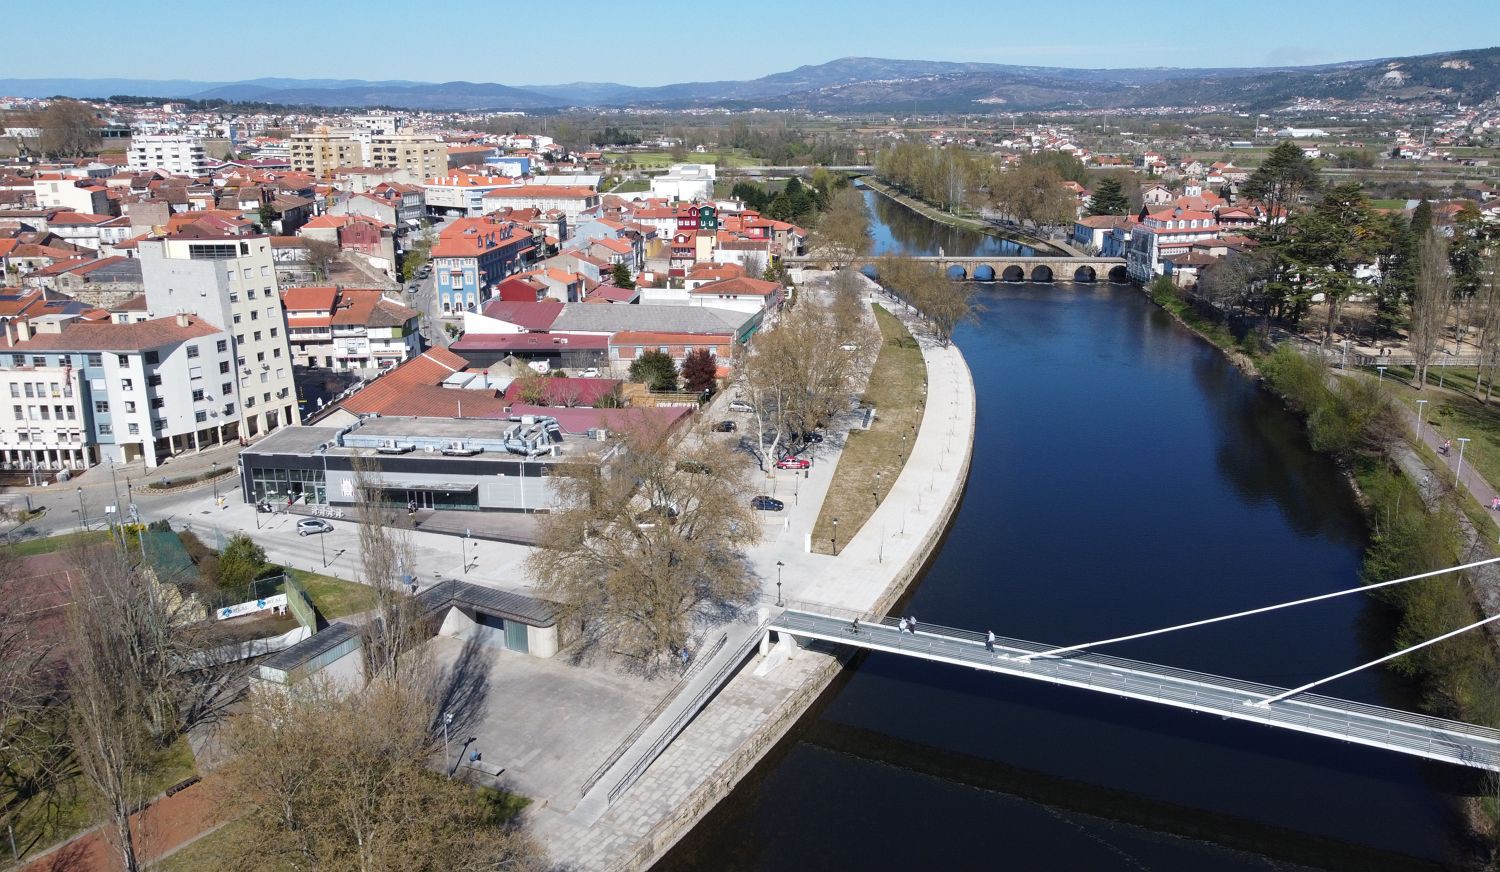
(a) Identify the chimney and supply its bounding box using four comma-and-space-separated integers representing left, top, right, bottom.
14, 318, 32, 343
176, 313, 189, 327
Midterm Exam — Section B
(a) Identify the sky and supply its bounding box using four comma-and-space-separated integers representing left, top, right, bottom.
6, 0, 1497, 86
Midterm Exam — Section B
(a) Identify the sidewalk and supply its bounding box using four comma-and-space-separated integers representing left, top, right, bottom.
1403, 399, 1500, 521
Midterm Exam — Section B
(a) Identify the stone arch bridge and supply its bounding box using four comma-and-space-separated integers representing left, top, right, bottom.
788, 255, 1130, 283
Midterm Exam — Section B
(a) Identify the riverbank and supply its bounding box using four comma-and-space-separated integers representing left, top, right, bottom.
528, 275, 977, 870
859, 176, 1068, 255
1141, 277, 1500, 855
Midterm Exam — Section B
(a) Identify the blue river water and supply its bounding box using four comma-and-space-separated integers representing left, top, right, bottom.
654, 190, 1470, 870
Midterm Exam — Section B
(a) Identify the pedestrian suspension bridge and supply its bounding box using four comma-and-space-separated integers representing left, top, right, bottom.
767, 558, 1500, 772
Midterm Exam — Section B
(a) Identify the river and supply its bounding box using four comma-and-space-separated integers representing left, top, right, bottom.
655, 190, 1471, 870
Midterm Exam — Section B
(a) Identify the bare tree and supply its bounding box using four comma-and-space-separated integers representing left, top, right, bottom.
38, 100, 100, 159
303, 238, 343, 282
349, 455, 423, 686
1472, 252, 1500, 404
221, 678, 545, 872
809, 187, 872, 269
527, 416, 760, 665
1410, 228, 1453, 389
875, 255, 977, 345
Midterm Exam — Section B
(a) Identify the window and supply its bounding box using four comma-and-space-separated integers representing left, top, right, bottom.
31, 356, 46, 367
243, 268, 253, 279
276, 368, 285, 379
273, 347, 281, 357
220, 361, 230, 374
261, 265, 270, 277
10, 355, 22, 367
120, 379, 133, 391
195, 410, 207, 423
659, 346, 669, 355
222, 382, 232, 395
229, 292, 240, 303
147, 374, 162, 387
236, 334, 245, 345
216, 340, 228, 353
65, 407, 75, 420
124, 401, 136, 413
186, 345, 199, 359
253, 331, 262, 342
233, 314, 242, 324
99, 423, 111, 435
259, 372, 268, 384
7, 384, 16, 399
270, 328, 279, 338
247, 288, 256, 300
144, 351, 159, 364
256, 350, 265, 362
250, 310, 258, 321
262, 392, 271, 403
117, 354, 128, 366
224, 402, 235, 415
245, 396, 255, 408
95, 400, 109, 413
11, 405, 20, 420
128, 423, 139, 435
191, 389, 204, 402
22, 384, 33, 398
38, 406, 48, 420
150, 397, 165, 409
266, 307, 275, 320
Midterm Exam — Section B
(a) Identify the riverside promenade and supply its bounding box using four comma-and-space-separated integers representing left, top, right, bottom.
529, 278, 978, 870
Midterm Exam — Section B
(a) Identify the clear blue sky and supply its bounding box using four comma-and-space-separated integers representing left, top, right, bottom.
9, 0, 1496, 85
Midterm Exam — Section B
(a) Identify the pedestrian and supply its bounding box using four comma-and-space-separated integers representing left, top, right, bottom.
850, 617, 861, 634
898, 617, 908, 634
986, 630, 996, 653
907, 616, 917, 634
679, 647, 691, 667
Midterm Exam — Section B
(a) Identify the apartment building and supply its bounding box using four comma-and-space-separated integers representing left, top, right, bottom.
370, 133, 446, 181
128, 134, 214, 175
138, 233, 301, 439
431, 217, 534, 313
282, 286, 422, 371
0, 312, 233, 470
289, 129, 363, 177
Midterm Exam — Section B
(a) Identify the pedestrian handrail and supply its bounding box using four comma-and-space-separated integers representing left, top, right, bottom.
606, 625, 765, 804
770, 609, 1500, 771
580, 631, 728, 796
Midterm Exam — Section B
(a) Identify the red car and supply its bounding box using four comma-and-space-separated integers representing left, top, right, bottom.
775, 456, 811, 470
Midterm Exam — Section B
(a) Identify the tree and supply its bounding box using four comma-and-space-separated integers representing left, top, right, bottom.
401, 232, 433, 282
809, 187, 871, 269
1085, 176, 1129, 216
303, 238, 342, 282
875, 255, 978, 346
350, 456, 421, 685
680, 348, 718, 394
1243, 141, 1321, 240
629, 350, 678, 392
216, 532, 267, 595
1281, 183, 1381, 349
257, 201, 277, 234
610, 262, 635, 290
1410, 227, 1453, 389
38, 100, 100, 158
527, 417, 760, 663
221, 679, 544, 871
730, 181, 770, 212
989, 161, 1076, 230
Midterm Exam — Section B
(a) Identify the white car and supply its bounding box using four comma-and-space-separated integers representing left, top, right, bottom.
728, 400, 755, 413
840, 343, 859, 352
297, 518, 334, 536
580, 367, 601, 378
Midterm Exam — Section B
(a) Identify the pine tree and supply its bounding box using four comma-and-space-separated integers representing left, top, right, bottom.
611, 262, 635, 289
1085, 176, 1129, 216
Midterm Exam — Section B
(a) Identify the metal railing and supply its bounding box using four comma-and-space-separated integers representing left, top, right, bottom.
607, 626, 765, 804
579, 632, 727, 796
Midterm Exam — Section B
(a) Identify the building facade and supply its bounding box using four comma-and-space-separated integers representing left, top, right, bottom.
138, 233, 302, 439
431, 218, 534, 314
128, 134, 213, 175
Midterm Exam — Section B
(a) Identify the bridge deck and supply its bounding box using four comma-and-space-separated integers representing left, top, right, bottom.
770, 610, 1500, 771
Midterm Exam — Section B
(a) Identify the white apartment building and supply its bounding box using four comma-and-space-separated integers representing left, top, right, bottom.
128, 134, 214, 175
650, 163, 716, 202
423, 173, 516, 216
139, 233, 302, 439
0, 312, 234, 470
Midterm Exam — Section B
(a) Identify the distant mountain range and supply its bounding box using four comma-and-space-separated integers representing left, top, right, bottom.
2, 47, 1497, 113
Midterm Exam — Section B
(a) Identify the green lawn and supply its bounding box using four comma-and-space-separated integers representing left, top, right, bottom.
1369, 198, 1409, 210
272, 570, 377, 620
811, 305, 925, 555
4, 529, 111, 556
610, 178, 650, 193
603, 149, 763, 168
1373, 366, 1500, 507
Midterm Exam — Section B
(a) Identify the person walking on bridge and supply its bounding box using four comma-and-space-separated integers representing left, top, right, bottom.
986, 630, 996, 653
898, 617, 909, 634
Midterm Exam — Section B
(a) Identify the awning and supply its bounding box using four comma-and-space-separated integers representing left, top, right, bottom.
378, 482, 478, 493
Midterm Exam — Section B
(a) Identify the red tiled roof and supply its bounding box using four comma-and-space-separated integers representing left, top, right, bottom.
3, 315, 220, 352
477, 299, 563, 330
689, 276, 781, 297
609, 331, 733, 346
338, 347, 483, 417
281, 285, 338, 312
506, 402, 692, 436
450, 332, 609, 352
502, 377, 622, 406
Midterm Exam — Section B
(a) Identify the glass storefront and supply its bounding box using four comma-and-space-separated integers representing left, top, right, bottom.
251, 467, 326, 505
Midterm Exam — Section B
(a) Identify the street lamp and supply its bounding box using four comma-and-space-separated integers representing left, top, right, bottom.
76, 486, 85, 529
442, 710, 454, 778
775, 560, 784, 607
464, 529, 471, 575
1377, 365, 1387, 384
1456, 437, 1472, 485
831, 518, 838, 554
873, 471, 882, 508
211, 462, 219, 500
1416, 399, 1429, 442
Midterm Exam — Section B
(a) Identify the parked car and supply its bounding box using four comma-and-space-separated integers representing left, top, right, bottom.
580, 367, 601, 378
714, 420, 737, 433
727, 400, 755, 413
751, 496, 785, 512
775, 456, 811, 470
798, 431, 824, 444
297, 518, 334, 536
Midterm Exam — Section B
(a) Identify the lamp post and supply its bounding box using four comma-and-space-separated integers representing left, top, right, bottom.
775, 560, 784, 607
1377, 365, 1387, 384
464, 529, 471, 575
873, 471, 881, 509
831, 518, 838, 554
442, 710, 454, 778
1456, 437, 1472, 486
1416, 399, 1429, 443
211, 462, 219, 500
76, 486, 85, 529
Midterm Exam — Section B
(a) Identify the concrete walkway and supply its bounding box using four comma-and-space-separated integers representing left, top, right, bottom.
1408, 401, 1500, 519
529, 274, 978, 869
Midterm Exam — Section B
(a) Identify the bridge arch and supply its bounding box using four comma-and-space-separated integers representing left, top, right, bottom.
1001, 265, 1026, 283
860, 264, 880, 281
945, 264, 968, 281
1073, 265, 1097, 283
972, 264, 996, 282
1107, 265, 1130, 283
1031, 265, 1054, 283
